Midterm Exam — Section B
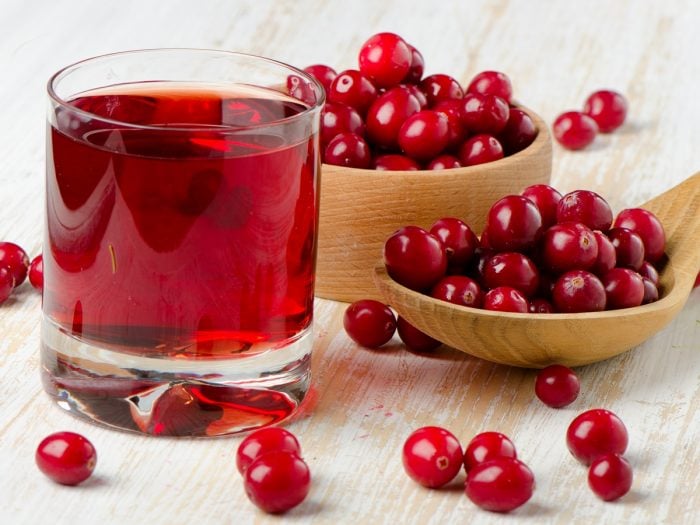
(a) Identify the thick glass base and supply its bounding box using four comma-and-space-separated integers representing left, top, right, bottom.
40, 320, 312, 437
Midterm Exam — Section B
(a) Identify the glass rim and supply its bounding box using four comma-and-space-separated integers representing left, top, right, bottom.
47, 48, 326, 132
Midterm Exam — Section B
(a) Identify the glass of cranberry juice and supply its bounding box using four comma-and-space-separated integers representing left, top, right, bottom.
42, 49, 324, 436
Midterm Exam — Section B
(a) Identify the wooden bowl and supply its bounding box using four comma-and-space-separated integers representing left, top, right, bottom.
315, 107, 552, 303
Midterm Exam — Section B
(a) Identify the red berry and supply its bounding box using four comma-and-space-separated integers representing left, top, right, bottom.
429, 217, 478, 270
557, 190, 613, 231
0, 267, 13, 304
535, 364, 580, 408
613, 208, 666, 263
28, 254, 43, 291
384, 226, 447, 291
529, 298, 554, 313
567, 409, 628, 465
431, 275, 484, 308
461, 93, 510, 134
485, 195, 543, 252
426, 154, 461, 170
403, 45, 425, 84
638, 261, 659, 286
35, 431, 97, 485
358, 32, 412, 89
552, 270, 606, 313
498, 108, 537, 155
343, 299, 397, 348
404, 83, 428, 108
483, 286, 529, 313
521, 184, 563, 228
483, 252, 540, 297
320, 102, 365, 147
433, 99, 467, 149
642, 278, 659, 304
286, 74, 317, 106
303, 64, 337, 94
602, 267, 644, 309
365, 86, 421, 148
467, 71, 513, 103
419, 74, 464, 106
588, 453, 633, 501
324, 132, 371, 169
553, 111, 598, 150
328, 69, 378, 115
402, 426, 463, 488
542, 222, 599, 274
243, 450, 311, 514
373, 154, 421, 171
396, 316, 441, 352
0, 241, 30, 287
591, 231, 617, 276
463, 431, 517, 472
458, 134, 504, 166
583, 90, 628, 133
607, 227, 645, 270
398, 110, 450, 161
236, 427, 302, 475
465, 457, 534, 513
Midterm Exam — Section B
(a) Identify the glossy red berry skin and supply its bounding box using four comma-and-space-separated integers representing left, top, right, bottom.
384, 226, 447, 291
567, 409, 629, 465
613, 208, 666, 263
463, 432, 517, 472
373, 154, 421, 171
542, 222, 599, 274
398, 110, 450, 161
485, 195, 543, 252
404, 83, 428, 108
303, 64, 337, 93
365, 86, 421, 148
28, 254, 44, 291
521, 184, 562, 228
553, 111, 598, 150
557, 190, 613, 232
358, 32, 412, 89
483, 252, 540, 298
535, 365, 580, 408
461, 93, 510, 134
433, 99, 467, 149
286, 74, 317, 106
243, 450, 311, 514
0, 241, 30, 287
602, 268, 644, 309
588, 453, 633, 501
458, 134, 504, 166
498, 108, 537, 155
324, 132, 371, 169
402, 426, 463, 488
343, 299, 397, 348
236, 427, 302, 475
396, 316, 441, 352
466, 71, 513, 103
419, 74, 464, 106
465, 458, 534, 513
403, 45, 425, 84
583, 90, 628, 133
35, 431, 97, 486
607, 227, 645, 270
638, 261, 659, 286
320, 102, 365, 147
429, 217, 478, 270
591, 231, 617, 276
328, 69, 378, 115
483, 286, 529, 313
431, 275, 484, 308
0, 268, 13, 304
529, 298, 554, 313
642, 278, 659, 304
427, 154, 461, 170
552, 270, 606, 313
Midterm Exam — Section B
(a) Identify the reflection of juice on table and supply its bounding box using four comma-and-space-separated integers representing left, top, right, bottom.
42, 82, 319, 435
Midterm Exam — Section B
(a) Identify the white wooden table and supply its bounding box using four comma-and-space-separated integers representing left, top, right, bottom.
1, 1, 699, 523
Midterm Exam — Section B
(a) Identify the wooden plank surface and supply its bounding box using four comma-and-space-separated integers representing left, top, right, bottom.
1, 0, 699, 523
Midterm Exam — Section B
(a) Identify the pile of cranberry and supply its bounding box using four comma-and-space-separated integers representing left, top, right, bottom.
299, 32, 537, 170
553, 90, 628, 150
0, 241, 42, 303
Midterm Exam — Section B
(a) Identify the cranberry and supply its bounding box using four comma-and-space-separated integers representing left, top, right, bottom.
466, 71, 513, 103
461, 93, 510, 134
467, 246, 495, 284
588, 453, 633, 501
429, 217, 478, 270
483, 286, 529, 313
483, 252, 540, 297
542, 222, 599, 273
427, 154, 461, 170
0, 241, 29, 287
373, 154, 421, 171
431, 275, 484, 308
498, 108, 537, 155
613, 208, 665, 263
583, 90, 628, 133
243, 450, 311, 513
566, 409, 628, 465
384, 226, 447, 291
638, 261, 659, 286
642, 278, 659, 304
0, 268, 13, 304
286, 75, 316, 106
365, 86, 421, 148
521, 184, 562, 228
303, 64, 337, 93
557, 190, 613, 232
553, 111, 598, 150
433, 99, 467, 149
696, 273, 700, 288
552, 270, 606, 312
28, 254, 43, 291
396, 316, 441, 352
398, 110, 450, 160
328, 69, 378, 115
419, 74, 464, 106
343, 299, 397, 348
602, 267, 644, 309
465, 457, 534, 513
320, 102, 365, 147
458, 134, 504, 166
591, 231, 617, 276
402, 426, 463, 488
35, 431, 97, 485
485, 195, 543, 252
607, 227, 645, 270
404, 83, 428, 108
529, 298, 554, 313
535, 365, 580, 408
236, 427, 302, 475
463, 431, 517, 472
358, 32, 412, 88
323, 132, 371, 169
403, 45, 425, 84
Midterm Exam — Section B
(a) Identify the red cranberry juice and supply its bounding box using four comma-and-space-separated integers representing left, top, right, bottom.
45, 83, 319, 357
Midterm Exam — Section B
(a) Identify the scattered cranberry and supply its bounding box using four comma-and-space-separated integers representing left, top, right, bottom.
602, 267, 644, 309
458, 134, 504, 166
243, 450, 311, 514
396, 316, 442, 352
613, 208, 666, 263
431, 275, 484, 308
426, 154, 461, 170
607, 227, 645, 270
566, 409, 628, 465
398, 110, 450, 161
343, 299, 397, 348
303, 64, 337, 93
461, 93, 510, 134
324, 132, 371, 169
553, 111, 598, 150
552, 270, 606, 313
384, 226, 447, 291
402, 426, 463, 488
419, 74, 464, 106
35, 431, 97, 486
583, 90, 628, 133
0, 268, 13, 304
521, 184, 563, 228
463, 431, 517, 472
588, 453, 633, 501
236, 427, 302, 475
0, 241, 29, 287
404, 45, 425, 84
542, 222, 599, 274
591, 231, 617, 276
482, 252, 540, 297
485, 195, 543, 252
642, 278, 659, 304
465, 457, 534, 513
365, 86, 421, 148
28, 254, 44, 292
320, 102, 365, 147
557, 190, 613, 232
529, 298, 553, 313
498, 108, 537, 155
535, 364, 580, 408
328, 69, 378, 115
373, 154, 421, 171
483, 286, 529, 313
429, 217, 478, 270
358, 32, 412, 88
467, 71, 513, 103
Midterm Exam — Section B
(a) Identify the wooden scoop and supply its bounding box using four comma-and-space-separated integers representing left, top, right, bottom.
374, 173, 700, 368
